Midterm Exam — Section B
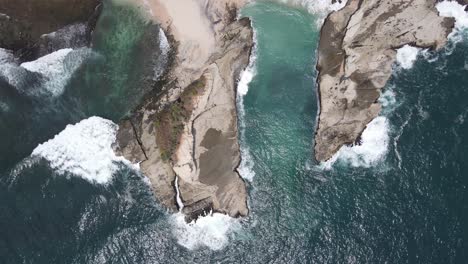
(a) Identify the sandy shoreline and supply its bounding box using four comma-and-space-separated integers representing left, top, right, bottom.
145, 0, 215, 67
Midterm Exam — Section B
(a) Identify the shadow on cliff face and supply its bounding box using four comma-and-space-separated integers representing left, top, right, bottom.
0, 0, 168, 174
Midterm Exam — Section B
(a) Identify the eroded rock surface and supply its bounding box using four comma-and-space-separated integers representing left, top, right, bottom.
314, 0, 455, 162
113, 0, 252, 220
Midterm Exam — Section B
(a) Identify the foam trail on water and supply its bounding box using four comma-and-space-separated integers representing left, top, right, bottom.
273, 0, 347, 26
0, 48, 17, 64
275, 0, 347, 14
171, 212, 241, 251
0, 48, 30, 89
236, 29, 258, 182
31, 116, 138, 184
394, 113, 412, 169
150, 28, 171, 81
396, 45, 421, 70
158, 28, 170, 57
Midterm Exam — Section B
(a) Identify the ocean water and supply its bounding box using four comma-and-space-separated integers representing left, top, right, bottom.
1, 0, 468, 263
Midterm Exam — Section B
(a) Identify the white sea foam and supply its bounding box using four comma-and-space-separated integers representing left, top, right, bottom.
394, 113, 412, 169
379, 88, 396, 109
21, 48, 73, 75
420, 49, 441, 63
276, 0, 347, 14
437, 1, 468, 51
237, 67, 255, 97
396, 45, 421, 69
379, 85, 402, 117
31, 116, 137, 184
0, 13, 10, 20
171, 212, 241, 251
152, 28, 171, 80
20, 48, 91, 96
320, 88, 396, 170
274, 0, 347, 26
0, 48, 17, 64
322, 117, 390, 169
236, 29, 258, 182
437, 1, 468, 31
159, 28, 170, 55
174, 176, 184, 211
0, 64, 31, 89
0, 48, 26, 88
394, 2, 468, 70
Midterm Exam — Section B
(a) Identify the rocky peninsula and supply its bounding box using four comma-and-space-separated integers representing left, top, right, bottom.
113, 0, 252, 220
314, 0, 456, 162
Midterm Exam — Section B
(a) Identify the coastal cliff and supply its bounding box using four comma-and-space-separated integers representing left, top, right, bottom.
314, 0, 455, 162
0, 0, 101, 60
113, 0, 252, 220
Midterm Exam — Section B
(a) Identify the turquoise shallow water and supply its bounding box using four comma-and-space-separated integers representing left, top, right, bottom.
1, 1, 468, 263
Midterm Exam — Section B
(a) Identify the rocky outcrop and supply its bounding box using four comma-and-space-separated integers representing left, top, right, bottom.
453, 0, 468, 6
314, 0, 455, 162
113, 0, 252, 220
0, 0, 101, 60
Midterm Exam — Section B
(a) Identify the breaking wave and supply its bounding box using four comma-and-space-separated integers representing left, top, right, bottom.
171, 212, 241, 251
396, 45, 421, 70
321, 116, 390, 169
320, 87, 398, 169
20, 48, 92, 96
437, 1, 468, 48
437, 1, 468, 32
0, 48, 17, 64
0, 49, 32, 89
31, 116, 138, 184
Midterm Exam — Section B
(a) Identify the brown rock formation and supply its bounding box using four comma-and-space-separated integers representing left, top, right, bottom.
314, 0, 455, 162
0, 0, 101, 59
113, 0, 252, 220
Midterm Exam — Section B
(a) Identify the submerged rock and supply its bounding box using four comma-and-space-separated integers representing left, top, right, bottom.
114, 0, 252, 220
314, 0, 455, 162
